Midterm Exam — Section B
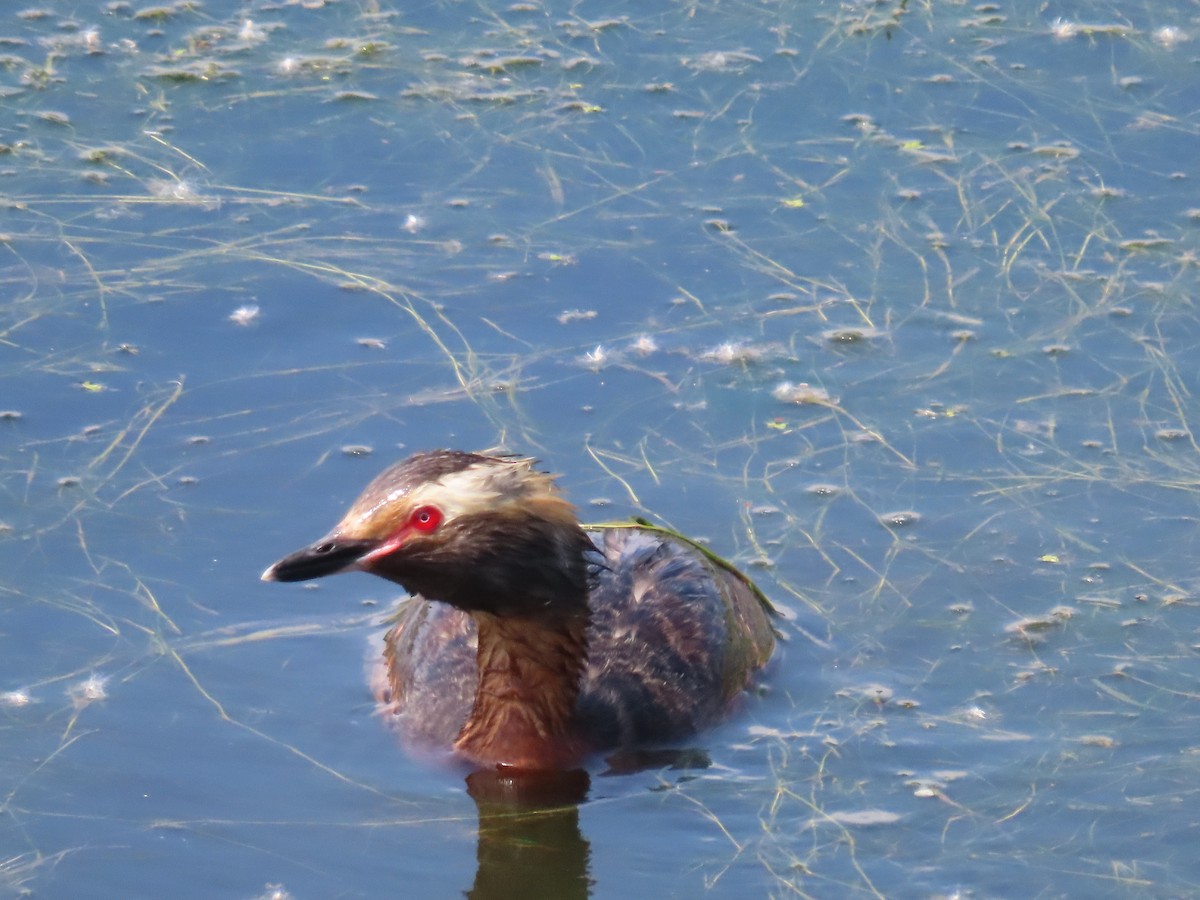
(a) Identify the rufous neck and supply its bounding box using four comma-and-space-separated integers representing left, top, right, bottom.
454, 609, 589, 769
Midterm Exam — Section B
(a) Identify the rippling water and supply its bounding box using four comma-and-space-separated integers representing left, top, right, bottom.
2, 1, 1199, 896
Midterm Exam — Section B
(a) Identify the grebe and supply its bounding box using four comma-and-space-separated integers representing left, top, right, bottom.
262, 450, 775, 770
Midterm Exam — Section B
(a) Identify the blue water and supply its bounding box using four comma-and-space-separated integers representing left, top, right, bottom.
3, 1, 1200, 897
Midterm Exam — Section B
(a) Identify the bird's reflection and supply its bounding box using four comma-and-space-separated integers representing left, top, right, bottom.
466, 768, 592, 900
463, 749, 711, 900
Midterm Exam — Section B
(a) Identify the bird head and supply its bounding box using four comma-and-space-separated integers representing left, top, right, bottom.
262, 450, 593, 618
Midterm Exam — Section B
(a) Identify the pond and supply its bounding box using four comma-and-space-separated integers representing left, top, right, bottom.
3, 0, 1199, 896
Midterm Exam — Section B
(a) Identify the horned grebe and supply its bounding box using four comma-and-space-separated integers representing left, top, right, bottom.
262, 450, 775, 770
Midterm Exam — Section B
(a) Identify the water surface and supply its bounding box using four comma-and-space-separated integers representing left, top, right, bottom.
3, 1, 1200, 897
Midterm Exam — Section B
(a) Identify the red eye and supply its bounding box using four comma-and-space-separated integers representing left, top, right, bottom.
409, 505, 442, 533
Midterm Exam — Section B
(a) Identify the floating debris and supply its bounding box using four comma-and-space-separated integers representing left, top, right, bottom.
402, 76, 536, 105
860, 684, 893, 705
772, 382, 833, 405
479, 55, 544, 72
827, 809, 903, 827
1005, 606, 1075, 642
682, 50, 762, 72
552, 99, 600, 115
823, 327, 880, 344
238, 19, 268, 43
562, 55, 600, 71
1153, 26, 1188, 48
557, 17, 629, 39
326, 38, 391, 57
1079, 595, 1121, 609
1119, 236, 1173, 251
68, 673, 108, 707
1049, 18, 1079, 40
1, 688, 32, 707
1032, 143, 1079, 159
804, 483, 841, 498
228, 305, 260, 326
34, 110, 71, 126
579, 345, 615, 370
699, 342, 778, 365
146, 61, 241, 82
878, 510, 921, 528
330, 90, 379, 102
78, 146, 124, 164
147, 178, 215, 207
1048, 19, 1130, 39
275, 55, 349, 77
133, 4, 187, 21
557, 309, 597, 324
628, 335, 659, 355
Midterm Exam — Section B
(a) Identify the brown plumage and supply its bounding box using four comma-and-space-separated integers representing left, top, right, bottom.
262, 450, 775, 770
